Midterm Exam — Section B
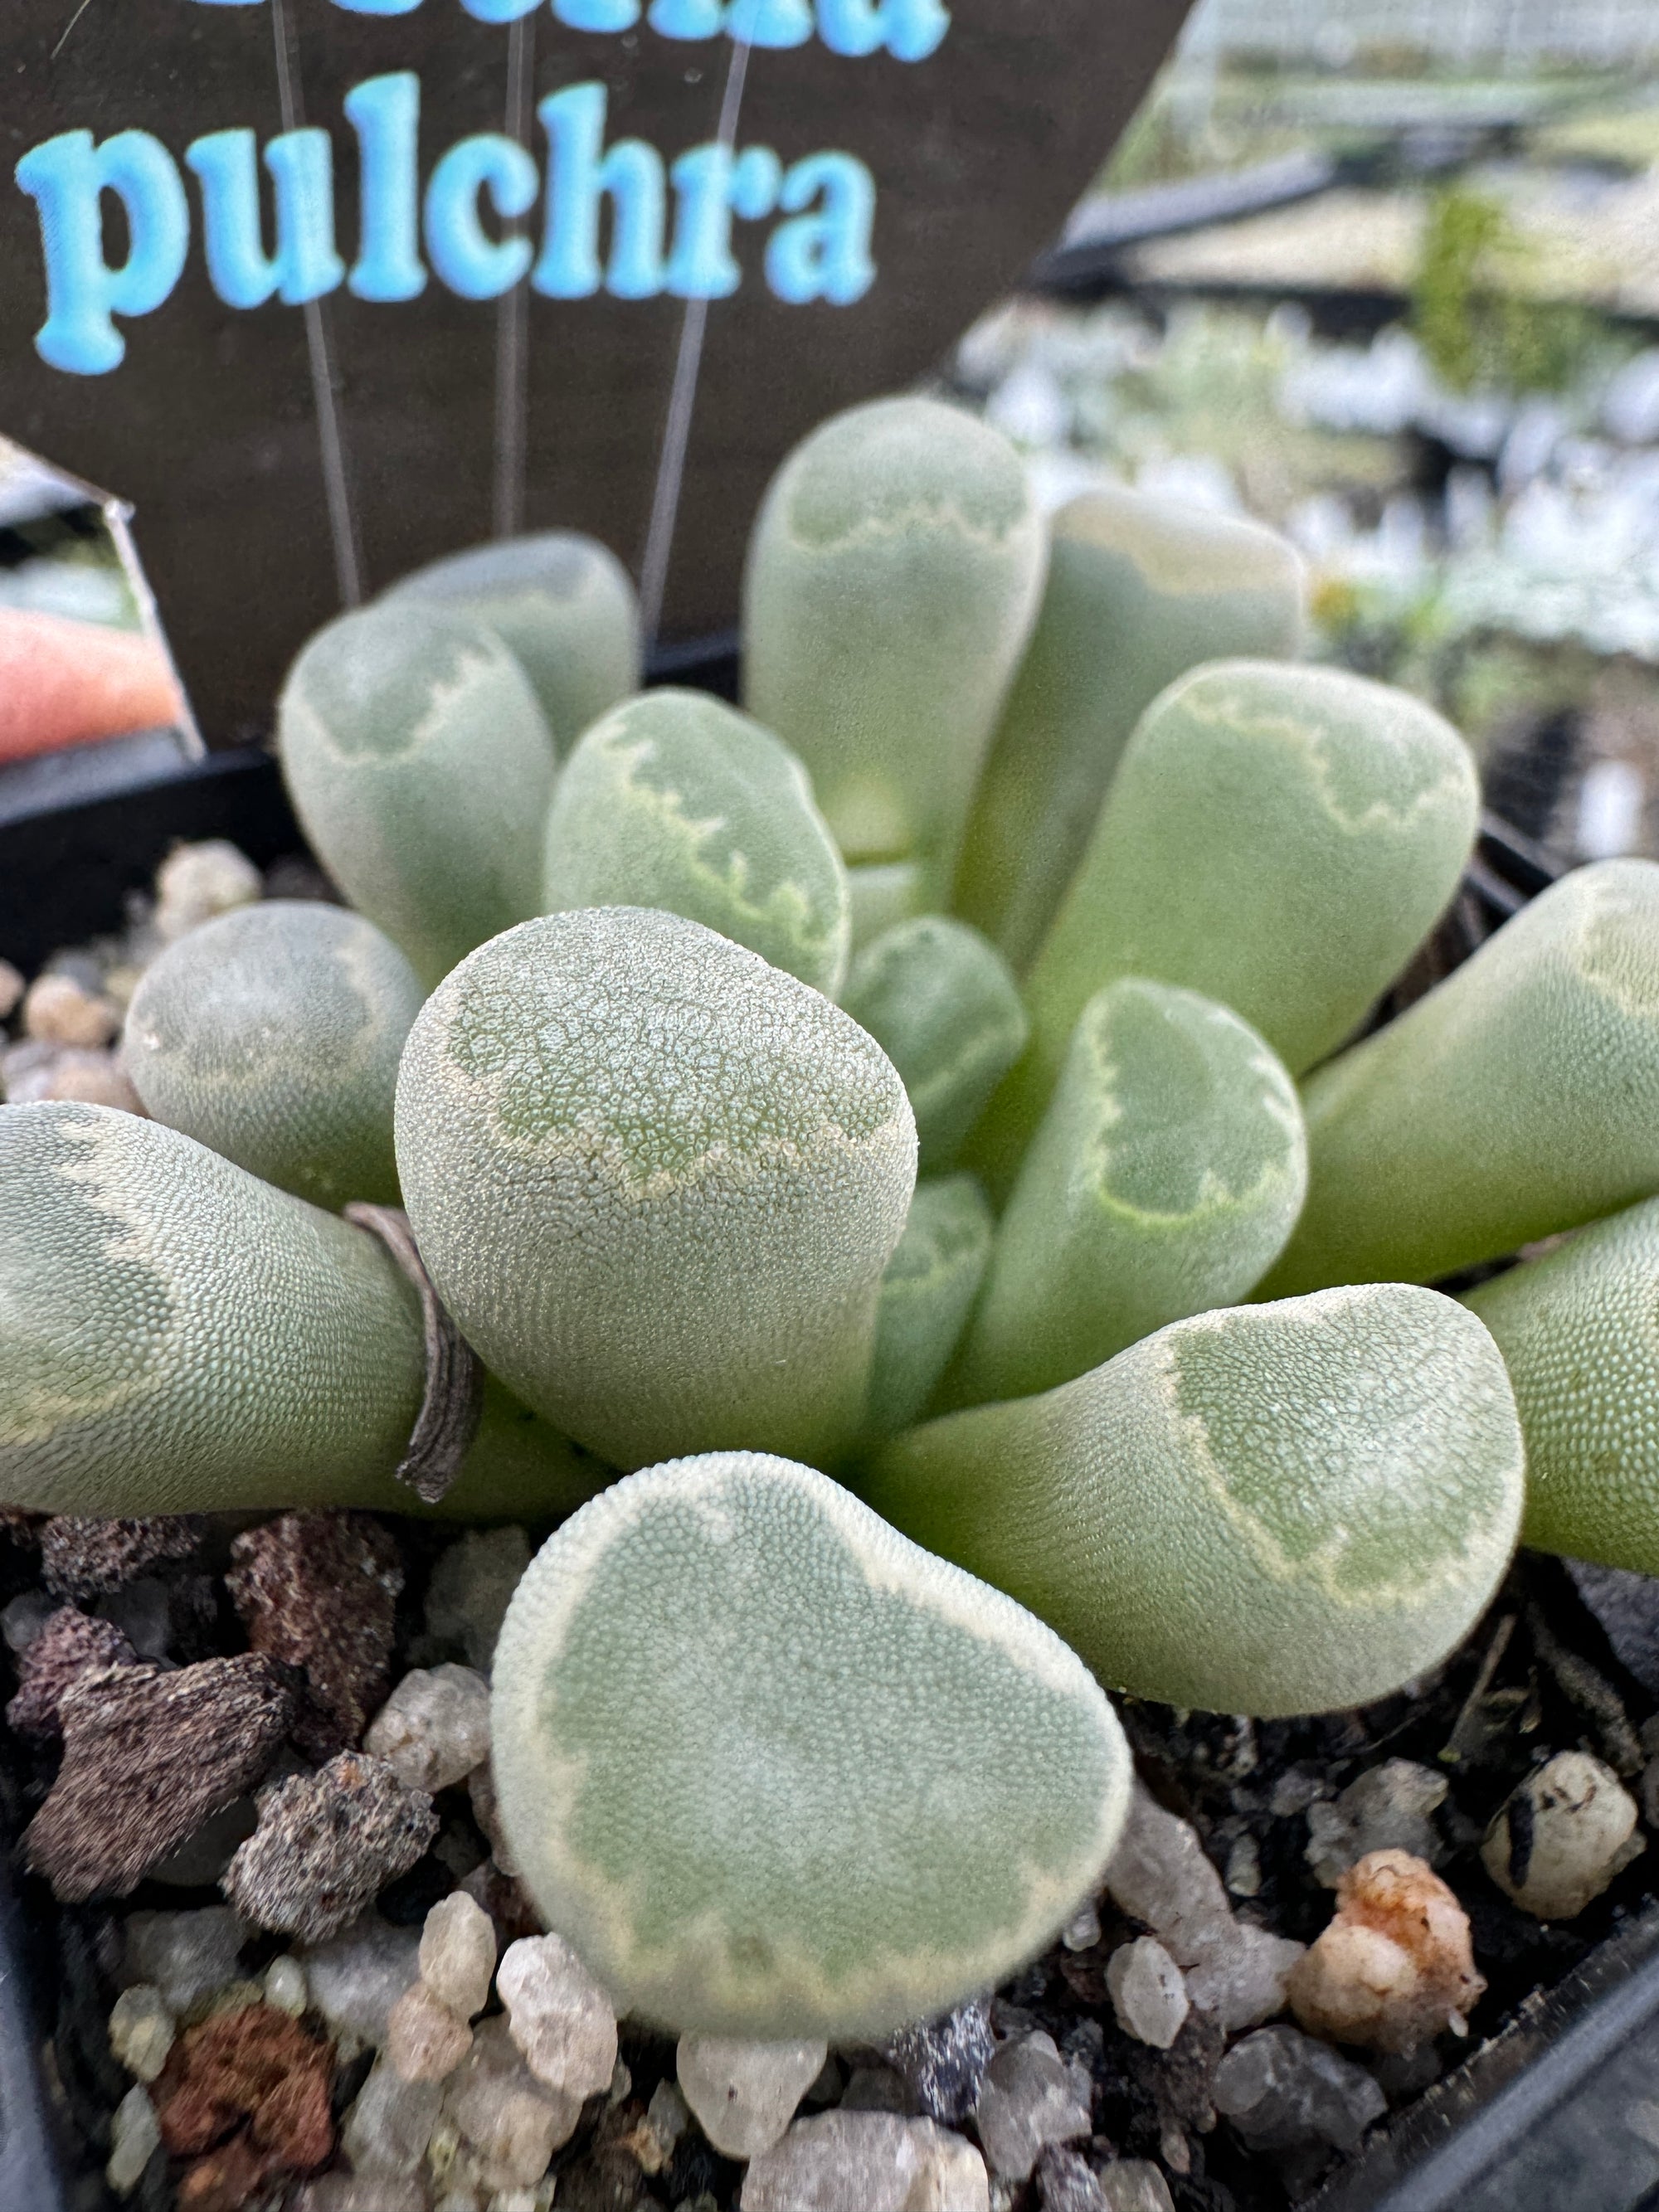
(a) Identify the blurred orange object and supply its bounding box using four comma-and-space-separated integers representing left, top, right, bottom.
0, 606, 184, 765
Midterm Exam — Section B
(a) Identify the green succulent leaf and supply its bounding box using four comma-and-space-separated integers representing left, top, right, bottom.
742, 396, 1046, 901
975, 662, 1478, 1192
1263, 858, 1659, 1296
490, 1450, 1131, 2038
1466, 1198, 1659, 1575
395, 909, 917, 1471
949, 980, 1306, 1407
864, 1285, 1524, 1718
542, 688, 850, 996
846, 860, 926, 954
868, 1175, 993, 1438
124, 901, 423, 1210
955, 488, 1306, 971
839, 916, 1029, 1174
382, 530, 640, 754
278, 601, 557, 989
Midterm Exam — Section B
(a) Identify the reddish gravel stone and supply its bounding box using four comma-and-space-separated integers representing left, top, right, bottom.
40, 1515, 204, 1601
6, 1607, 139, 1738
223, 1752, 438, 1942
156, 2002, 333, 2207
24, 1655, 294, 1900
226, 1512, 405, 1760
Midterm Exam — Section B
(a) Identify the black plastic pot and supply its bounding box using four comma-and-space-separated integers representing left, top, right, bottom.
0, 702, 1652, 2212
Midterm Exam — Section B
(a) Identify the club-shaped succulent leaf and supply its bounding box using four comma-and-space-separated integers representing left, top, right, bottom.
123, 901, 423, 1209
395, 910, 917, 1471
742, 396, 1046, 899
382, 530, 640, 752
278, 601, 557, 989
949, 980, 1306, 1407
489, 1450, 1131, 2037
0, 1103, 596, 1519
847, 860, 925, 952
1262, 858, 1659, 1296
1464, 1198, 1659, 1574
975, 663, 1478, 1191
868, 1176, 993, 1437
839, 918, 1029, 1174
541, 688, 850, 995
955, 489, 1306, 970
863, 1286, 1524, 1718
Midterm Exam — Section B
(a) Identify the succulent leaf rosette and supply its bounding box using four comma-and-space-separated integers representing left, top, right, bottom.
7, 390, 1657, 2042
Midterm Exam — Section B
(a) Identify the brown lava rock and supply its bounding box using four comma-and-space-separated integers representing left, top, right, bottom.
155, 2001, 333, 2209
40, 1514, 204, 1600
226, 1511, 404, 1759
223, 1750, 438, 1942
6, 1607, 139, 1738
24, 1655, 293, 1900
1288, 1848, 1486, 2054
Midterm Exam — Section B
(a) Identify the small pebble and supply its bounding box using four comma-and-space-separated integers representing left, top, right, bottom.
124, 1907, 249, 2018
227, 1510, 405, 1759
0, 958, 22, 1019
109, 1984, 177, 2083
1213, 2024, 1385, 2153
41, 1048, 148, 1111
1306, 1760, 1448, 1888
1224, 1835, 1262, 1898
154, 2001, 334, 2180
1061, 1900, 1102, 1952
972, 2031, 1092, 2184
446, 2015, 580, 2187
223, 1751, 438, 1942
1039, 2151, 1175, 2212
264, 1956, 309, 2017
105, 2084, 160, 2197
625, 2078, 690, 2172
343, 2054, 447, 2178
426, 1526, 532, 1674
1037, 2148, 1107, 2212
27, 1654, 292, 1901
1482, 1751, 1646, 1920
40, 1514, 202, 1600
742, 2109, 987, 2212
22, 970, 120, 1047
153, 839, 263, 940
496, 1932, 618, 2103
300, 1915, 422, 2046
6, 1606, 139, 1738
886, 1996, 996, 2122
1290, 1850, 1485, 2053
0, 1589, 53, 1652
677, 2033, 828, 2159
366, 1664, 493, 1793
1107, 1937, 1190, 2051
841, 2065, 912, 2112
387, 1981, 474, 2083
421, 1890, 498, 2021
298, 2179, 430, 2212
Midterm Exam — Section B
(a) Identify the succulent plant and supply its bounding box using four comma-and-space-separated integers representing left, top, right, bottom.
1463, 1198, 1659, 1576
0, 1102, 592, 1518
864, 1285, 1525, 1718
972, 661, 1479, 1192
954, 486, 1306, 970
278, 600, 557, 989
394, 908, 916, 1471
743, 395, 1047, 903
867, 1174, 993, 1437
123, 900, 422, 1209
381, 528, 640, 752
838, 916, 1027, 1174
541, 688, 850, 995
490, 1450, 1131, 2038
1262, 858, 1659, 1296
946, 979, 1306, 1407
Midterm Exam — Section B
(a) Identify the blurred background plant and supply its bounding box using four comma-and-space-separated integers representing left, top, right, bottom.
951, 0, 1659, 866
